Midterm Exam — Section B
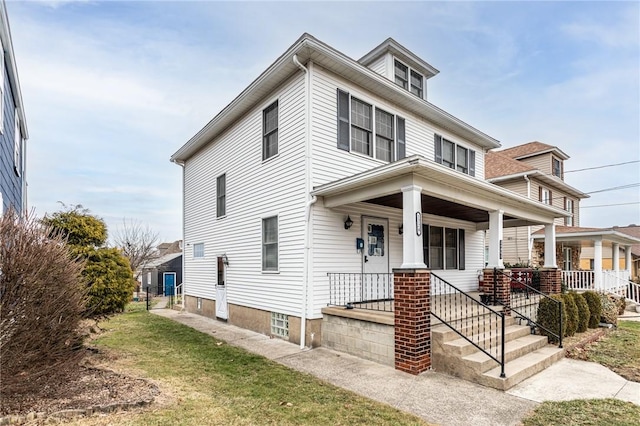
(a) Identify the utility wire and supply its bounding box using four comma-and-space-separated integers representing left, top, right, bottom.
564, 160, 640, 174
548, 182, 639, 202
581, 202, 640, 209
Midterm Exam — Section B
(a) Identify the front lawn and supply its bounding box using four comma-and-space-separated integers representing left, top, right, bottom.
75, 306, 428, 425
522, 399, 640, 426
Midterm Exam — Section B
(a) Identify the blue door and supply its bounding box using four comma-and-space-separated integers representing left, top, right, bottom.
163, 273, 176, 296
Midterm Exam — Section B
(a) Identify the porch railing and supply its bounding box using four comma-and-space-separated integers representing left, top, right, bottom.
496, 269, 563, 348
327, 273, 394, 312
174, 282, 184, 309
431, 273, 506, 378
602, 270, 630, 296
561, 270, 594, 291
627, 281, 640, 304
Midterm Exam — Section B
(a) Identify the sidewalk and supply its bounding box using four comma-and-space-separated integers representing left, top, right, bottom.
151, 309, 639, 426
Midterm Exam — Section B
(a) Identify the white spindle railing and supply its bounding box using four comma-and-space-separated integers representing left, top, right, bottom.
561, 270, 595, 291
562, 270, 637, 304
174, 282, 184, 309
627, 281, 640, 304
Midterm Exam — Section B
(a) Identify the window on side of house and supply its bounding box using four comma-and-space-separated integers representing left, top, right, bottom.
375, 108, 394, 162
434, 133, 476, 177
216, 173, 226, 218
262, 216, 278, 271
423, 225, 466, 270
271, 312, 289, 339
350, 97, 372, 156
396, 116, 406, 160
552, 158, 562, 178
14, 113, 21, 176
539, 187, 552, 205
410, 70, 423, 98
263, 100, 278, 160
394, 60, 408, 90
193, 243, 205, 258
565, 198, 574, 226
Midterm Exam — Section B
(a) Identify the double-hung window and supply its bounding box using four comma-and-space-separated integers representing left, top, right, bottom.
410, 70, 423, 98
394, 60, 408, 90
262, 216, 278, 271
394, 59, 424, 99
540, 187, 552, 205
565, 198, 574, 226
337, 89, 406, 162
216, 174, 226, 218
423, 225, 466, 270
552, 158, 562, 178
263, 100, 278, 160
434, 134, 476, 177
350, 97, 372, 156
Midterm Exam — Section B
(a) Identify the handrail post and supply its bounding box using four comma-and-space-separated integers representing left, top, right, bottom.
493, 267, 498, 305
146, 287, 149, 311
500, 312, 506, 378
558, 300, 563, 348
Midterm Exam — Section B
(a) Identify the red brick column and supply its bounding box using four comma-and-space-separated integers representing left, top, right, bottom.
393, 269, 431, 375
539, 268, 562, 294
481, 268, 511, 313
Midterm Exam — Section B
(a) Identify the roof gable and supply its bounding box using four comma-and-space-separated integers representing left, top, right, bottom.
500, 141, 569, 160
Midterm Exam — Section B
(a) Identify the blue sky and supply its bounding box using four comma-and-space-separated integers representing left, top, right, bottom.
7, 0, 639, 242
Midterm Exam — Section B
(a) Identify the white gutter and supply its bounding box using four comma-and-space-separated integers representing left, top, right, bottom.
293, 54, 317, 349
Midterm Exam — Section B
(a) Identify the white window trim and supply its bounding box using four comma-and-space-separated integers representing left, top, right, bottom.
541, 188, 551, 205
216, 173, 226, 219
262, 99, 279, 162
261, 215, 279, 273
193, 243, 205, 259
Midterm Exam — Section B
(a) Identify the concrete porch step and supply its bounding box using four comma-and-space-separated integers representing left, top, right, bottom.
480, 345, 565, 390
462, 334, 550, 373
442, 324, 532, 358
432, 315, 515, 343
431, 304, 504, 323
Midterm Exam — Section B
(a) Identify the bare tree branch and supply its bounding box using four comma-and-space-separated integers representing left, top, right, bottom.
112, 219, 159, 280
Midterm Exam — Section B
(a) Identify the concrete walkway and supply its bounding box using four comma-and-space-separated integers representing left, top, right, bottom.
151, 309, 639, 426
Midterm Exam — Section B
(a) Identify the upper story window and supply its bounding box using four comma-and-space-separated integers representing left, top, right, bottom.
434, 134, 476, 177
337, 89, 406, 162
423, 224, 465, 271
565, 198, 574, 226
263, 100, 278, 160
193, 243, 205, 258
394, 59, 424, 99
262, 216, 278, 272
552, 157, 562, 178
14, 113, 21, 177
216, 173, 226, 218
540, 187, 552, 205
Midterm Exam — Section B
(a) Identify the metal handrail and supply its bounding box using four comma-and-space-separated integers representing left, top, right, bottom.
431, 273, 506, 378
495, 268, 563, 348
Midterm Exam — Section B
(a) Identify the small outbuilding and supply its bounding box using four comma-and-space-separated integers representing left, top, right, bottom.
141, 252, 183, 296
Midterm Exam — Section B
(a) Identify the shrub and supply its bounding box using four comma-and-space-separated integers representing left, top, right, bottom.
0, 209, 87, 397
537, 294, 566, 343
614, 296, 626, 315
599, 294, 618, 326
561, 293, 578, 336
583, 291, 602, 328
573, 292, 590, 333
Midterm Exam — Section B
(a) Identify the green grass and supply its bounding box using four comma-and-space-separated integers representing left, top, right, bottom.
83, 307, 428, 425
570, 321, 640, 382
522, 399, 640, 426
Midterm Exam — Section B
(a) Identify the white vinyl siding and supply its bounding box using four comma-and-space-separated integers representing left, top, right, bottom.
183, 72, 306, 316
311, 65, 485, 187
367, 55, 388, 77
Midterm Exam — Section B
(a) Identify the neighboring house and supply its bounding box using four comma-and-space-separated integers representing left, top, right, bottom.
579, 225, 640, 281
485, 142, 589, 268
141, 252, 183, 296
0, 1, 28, 216
156, 240, 183, 257
171, 33, 567, 354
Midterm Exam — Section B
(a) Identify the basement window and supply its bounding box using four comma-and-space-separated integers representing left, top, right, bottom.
271, 312, 289, 339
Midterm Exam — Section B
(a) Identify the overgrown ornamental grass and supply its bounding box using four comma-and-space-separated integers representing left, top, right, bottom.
82, 303, 428, 426
523, 321, 640, 426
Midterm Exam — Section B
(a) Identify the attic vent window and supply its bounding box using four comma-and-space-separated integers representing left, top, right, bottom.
394, 59, 424, 99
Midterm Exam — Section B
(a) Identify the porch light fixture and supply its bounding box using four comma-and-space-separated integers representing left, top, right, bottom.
221, 254, 229, 266
344, 215, 353, 230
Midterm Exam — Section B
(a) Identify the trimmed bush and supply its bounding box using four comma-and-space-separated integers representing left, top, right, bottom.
537, 294, 566, 343
615, 297, 626, 315
583, 291, 602, 329
561, 293, 578, 336
573, 292, 590, 333
599, 294, 618, 326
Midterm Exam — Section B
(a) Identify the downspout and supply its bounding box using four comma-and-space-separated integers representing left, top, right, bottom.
172, 158, 186, 311
293, 54, 317, 349
524, 174, 532, 264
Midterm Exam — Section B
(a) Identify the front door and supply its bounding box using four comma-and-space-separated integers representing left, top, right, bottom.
215, 256, 228, 320
163, 272, 176, 296
362, 216, 390, 301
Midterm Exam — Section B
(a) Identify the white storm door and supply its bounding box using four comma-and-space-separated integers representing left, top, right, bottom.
362, 217, 390, 302
215, 256, 228, 320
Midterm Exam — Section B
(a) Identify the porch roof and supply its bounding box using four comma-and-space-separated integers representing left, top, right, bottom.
532, 226, 640, 245
311, 155, 568, 227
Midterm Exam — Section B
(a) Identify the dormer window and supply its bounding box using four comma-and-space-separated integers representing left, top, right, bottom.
552, 157, 562, 178
394, 59, 424, 99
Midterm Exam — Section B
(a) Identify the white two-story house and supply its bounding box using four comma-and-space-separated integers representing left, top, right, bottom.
171, 34, 567, 349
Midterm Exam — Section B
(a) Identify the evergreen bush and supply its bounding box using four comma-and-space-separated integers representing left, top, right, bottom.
572, 292, 590, 333
536, 294, 566, 343
561, 293, 578, 336
583, 291, 602, 328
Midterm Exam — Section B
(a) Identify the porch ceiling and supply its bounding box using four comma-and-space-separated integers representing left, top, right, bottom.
313, 155, 568, 225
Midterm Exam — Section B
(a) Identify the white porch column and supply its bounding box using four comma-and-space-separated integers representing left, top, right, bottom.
487, 210, 504, 269
401, 185, 426, 269
612, 243, 620, 271
624, 245, 632, 277
543, 223, 557, 268
594, 238, 603, 290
